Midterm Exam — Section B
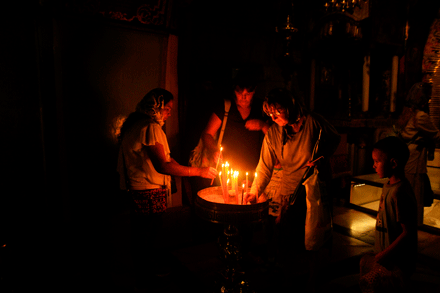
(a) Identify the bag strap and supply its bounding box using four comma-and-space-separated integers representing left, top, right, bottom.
217, 99, 231, 147
288, 128, 322, 205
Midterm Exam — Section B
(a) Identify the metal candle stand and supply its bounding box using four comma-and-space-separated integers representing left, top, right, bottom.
195, 186, 269, 293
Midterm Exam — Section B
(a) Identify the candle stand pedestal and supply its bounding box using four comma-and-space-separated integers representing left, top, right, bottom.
195, 187, 269, 293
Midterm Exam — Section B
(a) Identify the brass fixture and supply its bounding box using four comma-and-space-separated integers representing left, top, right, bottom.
324, 0, 368, 15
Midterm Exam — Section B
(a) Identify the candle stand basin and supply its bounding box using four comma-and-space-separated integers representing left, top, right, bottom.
195, 186, 269, 225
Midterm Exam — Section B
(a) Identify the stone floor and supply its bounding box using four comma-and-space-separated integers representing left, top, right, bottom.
2, 199, 440, 293
100, 201, 440, 293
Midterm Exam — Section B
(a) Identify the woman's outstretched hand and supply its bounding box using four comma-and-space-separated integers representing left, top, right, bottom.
245, 119, 269, 132
243, 192, 267, 205
200, 167, 218, 179
244, 192, 256, 204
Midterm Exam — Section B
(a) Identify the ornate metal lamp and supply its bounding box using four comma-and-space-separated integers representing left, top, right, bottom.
324, 0, 368, 15
275, 5, 298, 57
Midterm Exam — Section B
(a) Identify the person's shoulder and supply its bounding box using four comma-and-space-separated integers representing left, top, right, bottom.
415, 110, 430, 120
309, 111, 334, 125
213, 97, 234, 112
145, 121, 163, 132
305, 112, 323, 126
309, 111, 323, 120
306, 112, 329, 131
266, 123, 282, 136
390, 179, 416, 200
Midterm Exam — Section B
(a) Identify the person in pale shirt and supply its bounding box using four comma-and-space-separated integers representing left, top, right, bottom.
245, 88, 340, 292
395, 82, 440, 226
117, 88, 217, 286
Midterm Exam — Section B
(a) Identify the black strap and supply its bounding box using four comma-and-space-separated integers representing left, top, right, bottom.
288, 128, 322, 205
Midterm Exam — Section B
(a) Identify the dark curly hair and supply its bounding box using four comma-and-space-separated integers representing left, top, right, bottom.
263, 88, 306, 124
118, 88, 173, 143
373, 136, 409, 170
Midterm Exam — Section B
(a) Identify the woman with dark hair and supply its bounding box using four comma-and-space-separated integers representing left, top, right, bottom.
117, 88, 217, 286
245, 87, 340, 291
246, 88, 340, 219
395, 82, 440, 226
189, 65, 272, 265
198, 66, 270, 182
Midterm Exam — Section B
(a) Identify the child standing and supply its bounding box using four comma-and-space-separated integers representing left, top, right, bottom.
360, 136, 418, 293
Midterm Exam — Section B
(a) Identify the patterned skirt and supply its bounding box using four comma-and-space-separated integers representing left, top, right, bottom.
129, 188, 167, 214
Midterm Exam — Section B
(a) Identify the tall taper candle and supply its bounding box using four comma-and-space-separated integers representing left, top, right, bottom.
211, 146, 223, 185
255, 172, 258, 199
241, 184, 244, 205
246, 172, 248, 195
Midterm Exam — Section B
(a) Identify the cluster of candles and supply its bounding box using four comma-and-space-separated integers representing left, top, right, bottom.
217, 161, 257, 205
213, 147, 258, 205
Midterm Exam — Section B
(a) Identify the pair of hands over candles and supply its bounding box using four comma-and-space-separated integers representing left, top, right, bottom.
244, 156, 324, 223
243, 191, 283, 225
243, 190, 267, 205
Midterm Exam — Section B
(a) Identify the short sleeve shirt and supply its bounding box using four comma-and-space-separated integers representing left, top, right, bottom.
120, 118, 171, 190
375, 178, 418, 272
213, 97, 266, 172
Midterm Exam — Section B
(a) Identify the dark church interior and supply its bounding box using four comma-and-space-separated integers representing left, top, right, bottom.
2, 0, 440, 292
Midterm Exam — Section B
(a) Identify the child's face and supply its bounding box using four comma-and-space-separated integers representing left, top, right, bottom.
372, 148, 392, 178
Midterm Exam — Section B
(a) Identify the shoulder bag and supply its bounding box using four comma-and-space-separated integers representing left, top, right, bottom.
188, 99, 231, 167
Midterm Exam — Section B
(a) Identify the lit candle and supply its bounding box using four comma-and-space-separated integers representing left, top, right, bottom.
221, 164, 225, 187
230, 169, 234, 192
255, 172, 258, 199
241, 183, 244, 205
225, 178, 229, 204
225, 162, 229, 189
246, 172, 248, 195
211, 146, 223, 185
221, 164, 228, 202
219, 171, 223, 188
234, 171, 239, 196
